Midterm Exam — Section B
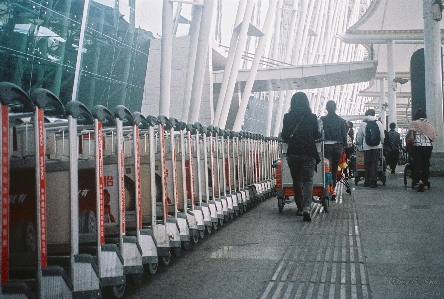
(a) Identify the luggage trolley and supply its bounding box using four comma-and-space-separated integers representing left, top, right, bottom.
156, 116, 182, 259
171, 119, 192, 250
111, 106, 144, 285
237, 131, 250, 212
129, 113, 158, 276
223, 130, 237, 220
9, 88, 75, 298
1, 82, 37, 298
87, 105, 126, 298
352, 148, 386, 186
276, 133, 331, 213
142, 115, 171, 267
205, 126, 221, 232
43, 99, 102, 298
212, 127, 226, 227
194, 123, 215, 239
217, 130, 233, 225
182, 123, 202, 243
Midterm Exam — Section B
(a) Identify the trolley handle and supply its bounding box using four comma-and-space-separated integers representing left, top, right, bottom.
66, 101, 94, 125
146, 115, 159, 127
0, 82, 34, 112
92, 105, 116, 127
158, 115, 172, 129
30, 88, 65, 117
114, 105, 135, 126
133, 112, 149, 129
186, 123, 197, 135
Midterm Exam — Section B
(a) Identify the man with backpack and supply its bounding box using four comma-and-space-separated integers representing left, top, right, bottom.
356, 109, 385, 188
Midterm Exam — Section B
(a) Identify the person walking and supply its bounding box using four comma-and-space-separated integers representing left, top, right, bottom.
407, 108, 437, 192
386, 122, 402, 174
320, 100, 347, 200
281, 92, 321, 221
356, 109, 385, 188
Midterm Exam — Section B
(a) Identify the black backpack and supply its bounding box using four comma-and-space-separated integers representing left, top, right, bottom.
364, 120, 381, 146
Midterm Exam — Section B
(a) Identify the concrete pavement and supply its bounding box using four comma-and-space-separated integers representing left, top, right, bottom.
125, 165, 444, 299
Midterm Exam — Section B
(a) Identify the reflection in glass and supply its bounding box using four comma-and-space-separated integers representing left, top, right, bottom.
0, 0, 153, 112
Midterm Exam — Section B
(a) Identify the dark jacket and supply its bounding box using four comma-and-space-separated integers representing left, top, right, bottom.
281, 111, 321, 164
387, 129, 402, 151
320, 113, 347, 144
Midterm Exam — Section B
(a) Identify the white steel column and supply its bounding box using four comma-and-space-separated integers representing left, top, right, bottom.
233, 0, 278, 131
213, 0, 247, 125
283, 0, 316, 117
218, 0, 255, 128
308, 1, 326, 65
71, 0, 90, 102
379, 78, 387, 129
188, 0, 215, 123
270, 0, 299, 137
322, 0, 335, 63
297, 0, 316, 65
423, 0, 444, 152
160, 0, 174, 116
387, 40, 397, 125
292, 0, 309, 65
182, 2, 203, 121
267, 0, 284, 137
273, 0, 310, 136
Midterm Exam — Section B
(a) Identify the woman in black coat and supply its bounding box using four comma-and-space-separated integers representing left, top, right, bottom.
281, 92, 321, 221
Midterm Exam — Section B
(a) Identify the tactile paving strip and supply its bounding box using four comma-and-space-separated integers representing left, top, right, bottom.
260, 183, 371, 299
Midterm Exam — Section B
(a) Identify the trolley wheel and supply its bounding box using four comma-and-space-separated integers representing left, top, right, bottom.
10, 220, 36, 254
278, 197, 284, 213
172, 246, 181, 257
212, 221, 218, 230
199, 229, 205, 239
105, 277, 126, 298
346, 188, 351, 194
206, 225, 212, 235
130, 273, 144, 285
160, 252, 171, 266
79, 210, 97, 234
182, 241, 191, 250
144, 263, 158, 275
191, 235, 199, 244
322, 196, 329, 213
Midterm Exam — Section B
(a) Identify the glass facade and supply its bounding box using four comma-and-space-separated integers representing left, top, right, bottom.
0, 0, 155, 112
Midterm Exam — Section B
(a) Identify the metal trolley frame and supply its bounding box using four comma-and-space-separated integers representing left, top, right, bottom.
275, 137, 331, 214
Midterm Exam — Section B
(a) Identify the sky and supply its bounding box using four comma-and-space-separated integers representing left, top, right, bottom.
92, 0, 270, 48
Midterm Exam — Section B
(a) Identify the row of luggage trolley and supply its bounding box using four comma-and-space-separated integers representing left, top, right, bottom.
0, 82, 279, 298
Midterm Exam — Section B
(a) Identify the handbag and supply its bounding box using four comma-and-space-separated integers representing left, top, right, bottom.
405, 129, 415, 148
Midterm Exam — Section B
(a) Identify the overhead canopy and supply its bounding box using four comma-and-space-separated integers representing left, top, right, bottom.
336, 0, 444, 128
339, 0, 444, 43
213, 60, 378, 93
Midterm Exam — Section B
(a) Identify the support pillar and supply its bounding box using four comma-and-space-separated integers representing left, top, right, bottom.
387, 40, 397, 125
379, 78, 387, 129
423, 0, 444, 175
